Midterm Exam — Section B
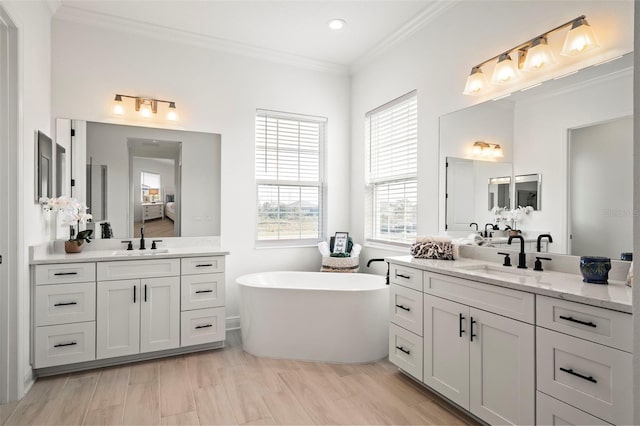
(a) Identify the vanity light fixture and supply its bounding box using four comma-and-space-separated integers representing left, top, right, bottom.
328, 19, 346, 30
463, 15, 599, 95
472, 141, 503, 158
112, 94, 179, 121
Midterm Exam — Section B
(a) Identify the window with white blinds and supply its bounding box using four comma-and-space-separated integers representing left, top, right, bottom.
365, 91, 417, 244
255, 109, 326, 245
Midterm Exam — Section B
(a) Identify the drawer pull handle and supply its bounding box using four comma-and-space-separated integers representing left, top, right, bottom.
196, 264, 213, 268
54, 342, 77, 348
195, 324, 212, 329
396, 273, 411, 279
459, 313, 465, 337
54, 302, 78, 307
395, 304, 410, 312
133, 285, 137, 304
558, 315, 596, 328
196, 289, 213, 294
53, 272, 78, 276
470, 317, 477, 342
395, 346, 411, 355
560, 367, 597, 384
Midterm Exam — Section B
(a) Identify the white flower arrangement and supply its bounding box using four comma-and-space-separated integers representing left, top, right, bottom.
491, 205, 534, 230
40, 196, 92, 225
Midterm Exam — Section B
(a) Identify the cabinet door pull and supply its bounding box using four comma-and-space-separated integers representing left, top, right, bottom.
559, 367, 597, 384
53, 272, 78, 276
396, 273, 411, 279
54, 301, 78, 307
459, 313, 465, 337
470, 317, 477, 342
558, 315, 597, 328
195, 324, 212, 329
196, 289, 213, 294
54, 341, 77, 348
395, 346, 411, 355
395, 304, 410, 312
133, 285, 137, 303
144, 284, 147, 302
195, 264, 213, 268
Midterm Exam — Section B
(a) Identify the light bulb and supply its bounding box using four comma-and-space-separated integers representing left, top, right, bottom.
328, 19, 345, 30
140, 104, 152, 118
463, 67, 489, 96
561, 17, 599, 56
112, 95, 124, 115
492, 145, 504, 158
491, 53, 518, 84
523, 37, 555, 71
167, 102, 178, 121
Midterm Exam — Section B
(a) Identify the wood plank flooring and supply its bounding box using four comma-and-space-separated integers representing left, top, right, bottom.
1, 330, 477, 425
134, 218, 176, 238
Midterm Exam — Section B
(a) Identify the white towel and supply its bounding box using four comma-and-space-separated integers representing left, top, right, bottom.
351, 243, 362, 257
317, 241, 331, 256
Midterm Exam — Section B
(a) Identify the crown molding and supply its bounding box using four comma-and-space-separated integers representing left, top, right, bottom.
53, 5, 349, 75
45, 0, 61, 16
350, 1, 458, 74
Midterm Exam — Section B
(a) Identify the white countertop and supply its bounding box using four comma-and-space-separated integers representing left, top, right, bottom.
30, 237, 228, 265
386, 255, 632, 314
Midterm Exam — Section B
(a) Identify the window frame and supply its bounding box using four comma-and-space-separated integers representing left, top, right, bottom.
140, 170, 162, 203
255, 109, 327, 248
365, 90, 418, 246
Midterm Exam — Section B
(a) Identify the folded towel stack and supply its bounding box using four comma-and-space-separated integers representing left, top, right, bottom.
411, 236, 457, 260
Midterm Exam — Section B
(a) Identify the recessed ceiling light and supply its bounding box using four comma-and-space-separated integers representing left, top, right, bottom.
328, 19, 346, 30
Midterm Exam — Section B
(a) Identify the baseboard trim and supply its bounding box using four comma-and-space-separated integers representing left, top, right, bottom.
226, 316, 240, 331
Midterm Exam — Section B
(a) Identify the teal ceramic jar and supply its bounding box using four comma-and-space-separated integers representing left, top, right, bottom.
579, 256, 611, 284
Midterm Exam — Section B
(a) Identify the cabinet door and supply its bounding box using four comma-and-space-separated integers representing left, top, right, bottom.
97, 280, 140, 359
423, 295, 469, 409
469, 308, 534, 426
140, 276, 180, 353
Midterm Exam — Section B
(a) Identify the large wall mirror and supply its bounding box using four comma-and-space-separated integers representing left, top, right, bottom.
440, 52, 633, 258
62, 119, 221, 240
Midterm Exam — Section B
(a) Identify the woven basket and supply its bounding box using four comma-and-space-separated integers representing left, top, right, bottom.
320, 255, 359, 273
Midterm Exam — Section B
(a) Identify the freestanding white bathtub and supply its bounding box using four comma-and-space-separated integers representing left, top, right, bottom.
236, 271, 389, 363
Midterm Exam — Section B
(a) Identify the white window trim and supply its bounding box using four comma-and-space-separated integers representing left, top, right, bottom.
255, 109, 327, 248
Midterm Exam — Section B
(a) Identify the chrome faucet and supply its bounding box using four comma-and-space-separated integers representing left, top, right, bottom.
537, 234, 553, 252
508, 235, 527, 269
140, 227, 146, 250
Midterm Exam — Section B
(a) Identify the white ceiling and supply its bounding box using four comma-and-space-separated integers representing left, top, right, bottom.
57, 1, 445, 69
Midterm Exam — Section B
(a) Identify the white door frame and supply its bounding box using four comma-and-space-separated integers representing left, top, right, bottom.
0, 4, 21, 403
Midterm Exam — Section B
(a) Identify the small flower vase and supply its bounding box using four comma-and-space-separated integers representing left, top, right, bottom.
64, 240, 85, 254
508, 229, 521, 237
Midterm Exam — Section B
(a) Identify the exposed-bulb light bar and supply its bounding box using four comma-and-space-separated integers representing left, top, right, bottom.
112, 94, 178, 121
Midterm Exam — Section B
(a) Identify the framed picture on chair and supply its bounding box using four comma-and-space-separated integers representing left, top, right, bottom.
333, 232, 349, 254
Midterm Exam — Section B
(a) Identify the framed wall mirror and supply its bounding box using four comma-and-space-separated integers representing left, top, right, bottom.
488, 176, 511, 211
439, 52, 633, 257
36, 130, 53, 201
514, 174, 541, 210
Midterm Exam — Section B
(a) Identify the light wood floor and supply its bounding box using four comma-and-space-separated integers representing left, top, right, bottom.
1, 331, 477, 426
134, 218, 176, 238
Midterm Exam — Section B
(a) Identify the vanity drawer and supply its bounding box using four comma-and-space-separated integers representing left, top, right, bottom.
389, 323, 423, 381
389, 264, 422, 291
537, 328, 632, 425
35, 263, 96, 285
97, 258, 180, 281
35, 282, 96, 326
390, 284, 423, 336
181, 273, 225, 310
181, 256, 225, 275
536, 392, 611, 426
181, 307, 225, 347
536, 295, 632, 352
34, 322, 96, 368
423, 271, 534, 323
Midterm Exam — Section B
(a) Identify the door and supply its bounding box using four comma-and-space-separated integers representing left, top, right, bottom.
423, 294, 470, 409
97, 279, 140, 359
140, 276, 180, 353
445, 157, 475, 231
469, 308, 534, 425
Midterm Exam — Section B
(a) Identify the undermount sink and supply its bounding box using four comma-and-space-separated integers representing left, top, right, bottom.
457, 263, 539, 278
110, 248, 170, 256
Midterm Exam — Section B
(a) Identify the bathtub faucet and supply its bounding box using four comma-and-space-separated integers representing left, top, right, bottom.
367, 258, 389, 285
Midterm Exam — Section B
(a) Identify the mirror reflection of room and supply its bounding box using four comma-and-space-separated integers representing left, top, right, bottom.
134, 157, 178, 238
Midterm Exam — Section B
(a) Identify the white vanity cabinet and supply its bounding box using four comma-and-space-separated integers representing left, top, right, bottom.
422, 272, 535, 426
